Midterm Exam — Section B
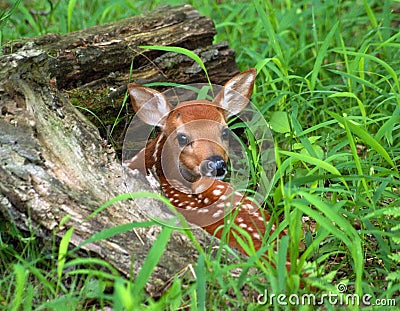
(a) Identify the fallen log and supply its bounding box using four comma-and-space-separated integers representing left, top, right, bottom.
0, 4, 239, 296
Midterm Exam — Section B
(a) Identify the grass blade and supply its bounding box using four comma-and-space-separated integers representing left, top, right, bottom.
293, 201, 351, 246
333, 50, 399, 92
16, 3, 41, 35
0, 0, 22, 36
294, 193, 364, 297
362, 0, 378, 29
253, 0, 285, 72
310, 22, 339, 90
327, 111, 397, 170
376, 113, 400, 145
64, 257, 120, 276
85, 192, 174, 221
75, 221, 155, 251
279, 150, 348, 188
329, 92, 367, 120
11, 264, 27, 311
139, 45, 212, 88
113, 278, 132, 311
277, 235, 289, 291
67, 0, 78, 32
343, 118, 373, 204
195, 254, 206, 311
132, 226, 173, 297
57, 227, 74, 293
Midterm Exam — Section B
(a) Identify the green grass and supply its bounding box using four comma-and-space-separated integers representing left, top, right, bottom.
1, 0, 400, 310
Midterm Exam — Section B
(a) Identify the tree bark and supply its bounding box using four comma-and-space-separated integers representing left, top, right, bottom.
0, 5, 239, 296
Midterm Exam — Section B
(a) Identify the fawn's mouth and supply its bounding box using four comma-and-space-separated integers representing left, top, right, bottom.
179, 164, 201, 183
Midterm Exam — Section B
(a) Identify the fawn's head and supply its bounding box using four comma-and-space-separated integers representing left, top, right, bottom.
127, 69, 256, 189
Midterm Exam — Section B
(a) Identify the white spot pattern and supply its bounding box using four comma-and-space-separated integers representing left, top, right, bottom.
212, 210, 223, 218
212, 189, 222, 196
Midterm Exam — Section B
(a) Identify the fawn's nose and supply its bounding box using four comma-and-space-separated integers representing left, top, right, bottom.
200, 155, 227, 179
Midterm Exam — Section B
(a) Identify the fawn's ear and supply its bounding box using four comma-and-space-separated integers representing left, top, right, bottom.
128, 84, 172, 127
213, 68, 257, 118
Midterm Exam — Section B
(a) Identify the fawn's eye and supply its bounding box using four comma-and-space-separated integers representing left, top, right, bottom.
221, 128, 229, 141
176, 134, 190, 147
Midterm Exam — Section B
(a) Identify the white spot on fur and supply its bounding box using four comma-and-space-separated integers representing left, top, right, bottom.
252, 233, 261, 240
239, 223, 247, 229
212, 189, 222, 196
203, 198, 210, 204
243, 203, 254, 210
198, 209, 209, 213
153, 135, 163, 161
195, 184, 206, 193
212, 210, 223, 218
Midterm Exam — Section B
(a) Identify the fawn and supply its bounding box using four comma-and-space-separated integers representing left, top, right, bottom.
124, 69, 285, 257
